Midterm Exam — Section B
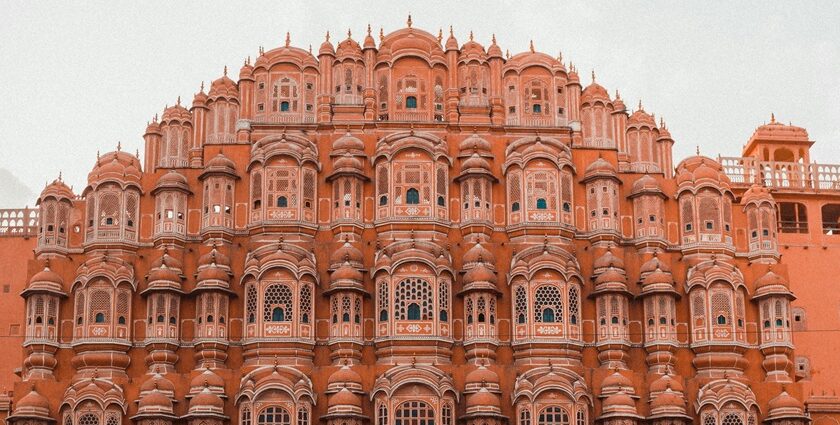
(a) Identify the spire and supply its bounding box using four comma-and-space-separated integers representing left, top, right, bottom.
367, 24, 371, 36
450, 25, 454, 37
223, 65, 227, 77
469, 30, 474, 41
638, 99, 643, 111
117, 141, 122, 151
200, 81, 205, 92
529, 39, 535, 53
437, 28, 443, 43
771, 112, 776, 123
379, 27, 384, 41
557, 50, 562, 62
406, 13, 412, 28
58, 171, 62, 181
176, 96, 181, 106
347, 28, 351, 39
615, 90, 620, 99
285, 31, 290, 47
696, 145, 700, 155
492, 33, 497, 44
591, 69, 596, 82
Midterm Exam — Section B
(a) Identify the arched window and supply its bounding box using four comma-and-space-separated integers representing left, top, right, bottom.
538, 406, 570, 425
258, 406, 292, 425
241, 405, 252, 425
396, 401, 435, 425
406, 96, 418, 109
542, 308, 555, 323
534, 285, 563, 324
95, 312, 106, 323
277, 196, 288, 208
407, 303, 421, 320
272, 307, 284, 321
536, 198, 547, 209
406, 188, 420, 205
378, 403, 389, 425
519, 408, 531, 425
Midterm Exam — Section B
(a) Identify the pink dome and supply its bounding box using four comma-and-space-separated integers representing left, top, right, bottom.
39, 179, 74, 202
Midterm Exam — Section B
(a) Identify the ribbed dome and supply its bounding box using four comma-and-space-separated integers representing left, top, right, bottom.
318, 33, 335, 56
628, 108, 656, 126
584, 157, 616, 177
205, 153, 237, 172
459, 134, 492, 154
640, 252, 670, 274
603, 391, 636, 409
190, 367, 225, 390
463, 262, 497, 285
582, 81, 609, 101
756, 269, 788, 289
336, 35, 363, 60
198, 246, 230, 268
161, 103, 192, 123
330, 240, 364, 267
466, 386, 500, 408
334, 153, 363, 171
752, 115, 809, 142
465, 363, 500, 386
649, 371, 683, 394
28, 262, 63, 288
742, 184, 774, 206
39, 178, 74, 201
138, 388, 173, 411
650, 388, 686, 409
154, 170, 189, 193
87, 150, 142, 187
331, 263, 363, 283
208, 73, 238, 99
140, 372, 175, 395
769, 390, 804, 410
189, 386, 225, 411
602, 370, 633, 390
463, 241, 495, 265
630, 174, 662, 196
461, 152, 491, 172
593, 247, 624, 271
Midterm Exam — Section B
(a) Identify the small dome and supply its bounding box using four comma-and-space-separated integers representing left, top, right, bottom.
459, 134, 492, 154
445, 31, 459, 51
756, 269, 788, 289
39, 178, 74, 202
628, 108, 656, 126
29, 262, 63, 288
463, 262, 497, 286
336, 35, 363, 60
603, 391, 636, 410
330, 241, 364, 267
87, 150, 142, 188
161, 103, 192, 123
363, 26, 376, 49
649, 371, 683, 394
147, 263, 181, 284
752, 115, 809, 142
463, 241, 495, 265
154, 170, 189, 192
640, 252, 670, 274
318, 34, 335, 56
582, 81, 610, 102
630, 174, 662, 196
333, 132, 365, 152
593, 247, 624, 271
602, 370, 633, 390
742, 184, 774, 206
583, 157, 617, 180
465, 363, 500, 386
16, 387, 50, 410
334, 153, 363, 171
768, 390, 804, 411
641, 268, 674, 287
205, 153, 236, 170
595, 268, 627, 287
328, 363, 363, 387
190, 367, 225, 390
331, 263, 363, 284
198, 246, 230, 268
466, 387, 501, 409
487, 35, 503, 58
140, 372, 176, 395
189, 386, 225, 411
138, 388, 174, 411
208, 73, 239, 100
196, 264, 231, 286
461, 152, 491, 172
328, 387, 362, 408
460, 37, 486, 60
650, 388, 686, 409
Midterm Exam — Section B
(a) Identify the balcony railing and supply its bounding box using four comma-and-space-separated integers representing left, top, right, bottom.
719, 156, 840, 191
506, 115, 568, 127
0, 208, 38, 237
206, 132, 236, 145
256, 113, 316, 124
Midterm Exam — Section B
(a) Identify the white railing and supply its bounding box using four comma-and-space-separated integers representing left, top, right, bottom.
0, 208, 38, 236
719, 156, 840, 191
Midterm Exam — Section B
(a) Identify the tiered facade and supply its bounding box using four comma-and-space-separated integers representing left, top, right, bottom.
7, 17, 840, 425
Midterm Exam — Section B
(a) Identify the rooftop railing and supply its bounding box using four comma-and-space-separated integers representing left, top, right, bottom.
719, 156, 840, 191
0, 208, 38, 237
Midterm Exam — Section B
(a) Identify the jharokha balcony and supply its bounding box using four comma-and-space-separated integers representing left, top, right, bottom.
719, 156, 840, 191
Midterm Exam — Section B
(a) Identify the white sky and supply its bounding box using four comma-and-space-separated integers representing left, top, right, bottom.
1, 1, 839, 208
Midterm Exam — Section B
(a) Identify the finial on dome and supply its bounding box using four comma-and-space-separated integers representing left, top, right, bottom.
153, 113, 158, 123
308, 44, 312, 54
117, 141, 122, 151
58, 171, 62, 181
437, 28, 442, 43
367, 24, 372, 36
223, 65, 228, 77
529, 39, 535, 53
615, 90, 620, 99
638, 99, 643, 110
696, 145, 700, 155
379, 27, 384, 41
347, 28, 351, 39
176, 96, 181, 106
200, 80, 205, 92
449, 25, 454, 37
505, 49, 510, 59
285, 31, 291, 47
406, 13, 412, 28
469, 30, 474, 41
591, 69, 596, 82
557, 50, 562, 62
771, 112, 776, 123
135, 148, 139, 157
492, 33, 497, 44
96, 150, 100, 159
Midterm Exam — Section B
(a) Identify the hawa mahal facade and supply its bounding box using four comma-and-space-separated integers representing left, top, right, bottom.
3, 17, 840, 425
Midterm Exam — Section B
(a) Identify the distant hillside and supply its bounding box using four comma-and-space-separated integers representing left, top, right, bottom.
0, 168, 36, 209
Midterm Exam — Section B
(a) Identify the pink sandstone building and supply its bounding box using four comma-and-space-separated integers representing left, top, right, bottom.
2, 17, 840, 425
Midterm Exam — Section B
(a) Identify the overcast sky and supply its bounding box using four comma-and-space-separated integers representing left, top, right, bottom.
1, 1, 838, 208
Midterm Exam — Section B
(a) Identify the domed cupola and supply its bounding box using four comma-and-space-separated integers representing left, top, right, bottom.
336, 30, 363, 61
592, 248, 632, 368
593, 246, 624, 275
195, 243, 233, 290
581, 73, 610, 103
319, 31, 336, 57
23, 258, 67, 298
208, 68, 239, 101
6, 384, 53, 425
144, 247, 185, 293
460, 31, 487, 61
487, 33, 503, 58
765, 389, 809, 424
326, 360, 364, 394
37, 175, 75, 250
627, 102, 656, 127
445, 26, 459, 51
648, 386, 691, 423
185, 383, 227, 422
39, 177, 75, 203
363, 24, 376, 50
598, 388, 643, 424
462, 360, 504, 425
87, 149, 143, 189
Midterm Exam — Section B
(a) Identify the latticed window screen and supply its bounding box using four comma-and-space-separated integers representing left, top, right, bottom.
465, 297, 474, 323
300, 284, 312, 323
436, 165, 447, 206
575, 409, 585, 425
515, 286, 528, 324
297, 405, 310, 425
105, 413, 119, 425
99, 192, 120, 226
263, 284, 293, 322
116, 290, 129, 323
246, 285, 257, 323
711, 291, 732, 325
378, 403, 389, 425
509, 170, 522, 211
526, 171, 558, 210
78, 414, 99, 425
395, 401, 435, 425
267, 167, 299, 208
377, 165, 389, 205
722, 413, 744, 425
692, 291, 706, 325
252, 172, 263, 208
681, 197, 695, 232
534, 285, 563, 323
699, 195, 721, 231
442, 403, 452, 425
438, 280, 450, 321
89, 289, 111, 323
476, 296, 486, 322
272, 77, 299, 113
241, 406, 251, 425
394, 278, 433, 320
568, 286, 579, 324
258, 406, 292, 425
538, 406, 570, 425
303, 168, 316, 208
378, 281, 389, 320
